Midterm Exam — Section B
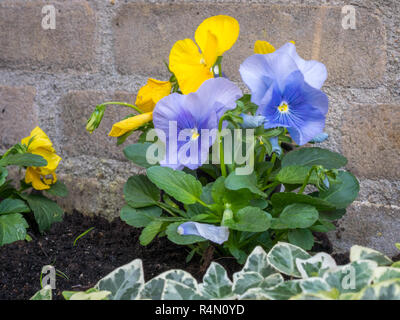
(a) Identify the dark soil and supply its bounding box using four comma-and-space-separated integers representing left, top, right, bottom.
0, 211, 345, 300
0, 211, 241, 300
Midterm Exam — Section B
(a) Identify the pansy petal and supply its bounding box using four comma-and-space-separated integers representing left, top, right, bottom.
276, 42, 327, 89
169, 39, 213, 94
203, 31, 218, 68
195, 15, 239, 57
108, 112, 153, 137
269, 136, 282, 156
240, 114, 266, 128
254, 40, 276, 54
25, 167, 50, 190
286, 106, 326, 145
33, 147, 62, 173
22, 127, 55, 153
42, 172, 57, 186
153, 93, 186, 135
310, 132, 329, 143
177, 222, 229, 245
282, 71, 329, 116
192, 78, 242, 118
135, 78, 172, 113
240, 53, 298, 105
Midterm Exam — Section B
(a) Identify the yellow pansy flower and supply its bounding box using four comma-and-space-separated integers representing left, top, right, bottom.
254, 40, 296, 54
108, 78, 171, 137
169, 15, 240, 94
135, 78, 172, 113
21, 127, 61, 190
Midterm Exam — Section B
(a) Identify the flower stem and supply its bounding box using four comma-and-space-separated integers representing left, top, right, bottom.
100, 101, 144, 114
264, 153, 276, 182
298, 166, 316, 194
218, 114, 229, 177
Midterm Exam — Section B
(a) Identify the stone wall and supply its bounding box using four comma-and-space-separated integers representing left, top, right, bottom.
0, 0, 399, 255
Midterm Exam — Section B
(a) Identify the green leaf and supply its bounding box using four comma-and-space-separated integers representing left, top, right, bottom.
20, 194, 63, 233
166, 222, 205, 245
299, 278, 332, 295
0, 213, 29, 246
0, 198, 30, 215
123, 175, 160, 208
223, 206, 271, 232
123, 142, 158, 168
295, 252, 337, 278
267, 242, 311, 277
200, 183, 214, 205
147, 166, 202, 205
211, 176, 226, 205
45, 181, 69, 198
282, 147, 347, 169
276, 165, 319, 185
288, 229, 315, 250
319, 171, 359, 209
323, 260, 377, 294
30, 286, 52, 300
278, 203, 319, 229
241, 246, 276, 277
139, 220, 164, 246
225, 171, 266, 197
120, 205, 162, 228
309, 220, 336, 232
95, 259, 144, 300
199, 262, 234, 299
67, 290, 111, 300
139, 269, 199, 300
357, 280, 400, 300
350, 245, 393, 266
0, 153, 47, 167
0, 167, 8, 187
319, 208, 346, 221
372, 267, 400, 283
271, 192, 335, 213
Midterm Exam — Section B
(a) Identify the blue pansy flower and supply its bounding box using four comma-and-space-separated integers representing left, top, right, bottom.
177, 222, 229, 245
153, 77, 242, 170
239, 42, 329, 145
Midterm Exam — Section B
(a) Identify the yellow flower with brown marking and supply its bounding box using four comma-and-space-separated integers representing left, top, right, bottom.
21, 127, 61, 190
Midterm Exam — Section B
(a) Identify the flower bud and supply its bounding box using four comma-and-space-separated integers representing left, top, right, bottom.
86, 104, 106, 134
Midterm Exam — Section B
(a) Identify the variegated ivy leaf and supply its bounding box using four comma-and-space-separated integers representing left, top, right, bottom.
233, 272, 264, 295
373, 267, 400, 283
290, 291, 336, 300
199, 262, 235, 299
357, 279, 400, 300
267, 242, 311, 277
239, 288, 271, 300
241, 246, 276, 277
30, 285, 52, 300
162, 279, 203, 300
95, 259, 144, 300
233, 272, 283, 298
261, 280, 303, 300
69, 290, 111, 300
350, 245, 393, 266
296, 252, 337, 278
299, 277, 332, 295
139, 269, 199, 300
322, 260, 377, 294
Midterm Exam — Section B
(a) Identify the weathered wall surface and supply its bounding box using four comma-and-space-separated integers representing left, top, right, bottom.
0, 0, 399, 255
